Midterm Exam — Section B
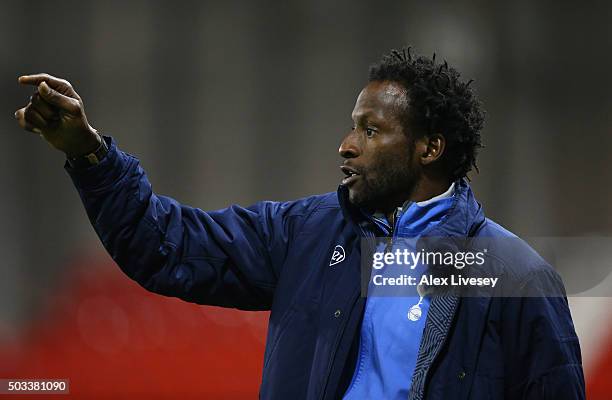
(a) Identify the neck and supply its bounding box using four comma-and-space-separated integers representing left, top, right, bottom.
382, 176, 452, 223
410, 177, 452, 203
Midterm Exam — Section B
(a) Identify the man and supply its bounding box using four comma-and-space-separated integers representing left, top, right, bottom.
15, 48, 584, 399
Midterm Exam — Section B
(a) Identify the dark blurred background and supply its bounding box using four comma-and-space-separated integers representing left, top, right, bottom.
1, 0, 611, 398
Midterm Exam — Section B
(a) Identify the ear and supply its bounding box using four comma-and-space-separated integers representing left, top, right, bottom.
417, 133, 445, 166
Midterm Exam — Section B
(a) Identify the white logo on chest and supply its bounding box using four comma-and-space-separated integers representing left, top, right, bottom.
407, 296, 424, 321
329, 245, 346, 266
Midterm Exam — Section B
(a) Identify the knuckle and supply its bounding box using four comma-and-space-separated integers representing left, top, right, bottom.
24, 105, 41, 121
24, 104, 36, 116
23, 107, 34, 122
71, 99, 83, 112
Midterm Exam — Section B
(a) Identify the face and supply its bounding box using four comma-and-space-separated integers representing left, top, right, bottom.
339, 81, 421, 212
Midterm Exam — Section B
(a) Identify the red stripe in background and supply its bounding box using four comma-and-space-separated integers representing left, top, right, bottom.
0, 255, 268, 399
588, 329, 612, 399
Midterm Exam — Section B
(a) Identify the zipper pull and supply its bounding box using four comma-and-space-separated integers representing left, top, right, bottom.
391, 207, 402, 235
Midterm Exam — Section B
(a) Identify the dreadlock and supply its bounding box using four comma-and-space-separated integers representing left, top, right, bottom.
369, 46, 485, 179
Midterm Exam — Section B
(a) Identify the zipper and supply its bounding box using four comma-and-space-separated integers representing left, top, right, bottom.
390, 207, 400, 237
384, 207, 403, 252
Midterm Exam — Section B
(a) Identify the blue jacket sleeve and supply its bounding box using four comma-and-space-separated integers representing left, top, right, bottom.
64, 136, 310, 310
503, 267, 585, 399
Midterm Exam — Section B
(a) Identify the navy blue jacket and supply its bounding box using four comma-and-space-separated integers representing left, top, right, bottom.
66, 137, 585, 399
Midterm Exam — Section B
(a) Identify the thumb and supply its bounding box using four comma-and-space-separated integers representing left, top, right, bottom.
38, 81, 80, 115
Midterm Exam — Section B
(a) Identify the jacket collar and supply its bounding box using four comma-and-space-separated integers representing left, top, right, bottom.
337, 177, 486, 238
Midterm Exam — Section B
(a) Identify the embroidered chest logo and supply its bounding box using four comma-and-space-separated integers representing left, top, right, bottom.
329, 245, 346, 266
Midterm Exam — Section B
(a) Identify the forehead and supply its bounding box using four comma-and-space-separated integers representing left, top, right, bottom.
352, 81, 408, 122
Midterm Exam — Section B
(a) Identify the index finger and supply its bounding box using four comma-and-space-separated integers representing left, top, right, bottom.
18, 73, 77, 96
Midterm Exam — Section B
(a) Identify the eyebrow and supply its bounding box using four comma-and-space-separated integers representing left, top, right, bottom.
353, 108, 374, 120
352, 111, 384, 127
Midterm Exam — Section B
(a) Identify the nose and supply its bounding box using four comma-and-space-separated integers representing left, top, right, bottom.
339, 130, 360, 159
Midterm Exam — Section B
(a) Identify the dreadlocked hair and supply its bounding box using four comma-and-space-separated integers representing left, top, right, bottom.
369, 46, 485, 179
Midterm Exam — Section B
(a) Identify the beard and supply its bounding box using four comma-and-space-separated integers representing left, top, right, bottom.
347, 152, 419, 212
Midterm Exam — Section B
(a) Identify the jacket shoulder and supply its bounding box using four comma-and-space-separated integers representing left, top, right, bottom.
474, 218, 564, 294
313, 191, 341, 209
246, 191, 338, 217
277, 191, 340, 215
297, 191, 342, 226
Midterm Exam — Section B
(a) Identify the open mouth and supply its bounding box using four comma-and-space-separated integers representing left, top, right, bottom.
340, 165, 361, 186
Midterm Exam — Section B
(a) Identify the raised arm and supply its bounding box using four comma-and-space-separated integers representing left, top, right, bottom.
14, 74, 308, 310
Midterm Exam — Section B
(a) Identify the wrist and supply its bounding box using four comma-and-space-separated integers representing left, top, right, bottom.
65, 127, 101, 158
66, 133, 109, 169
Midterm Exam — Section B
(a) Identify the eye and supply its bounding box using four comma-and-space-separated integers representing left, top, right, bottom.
365, 127, 377, 137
